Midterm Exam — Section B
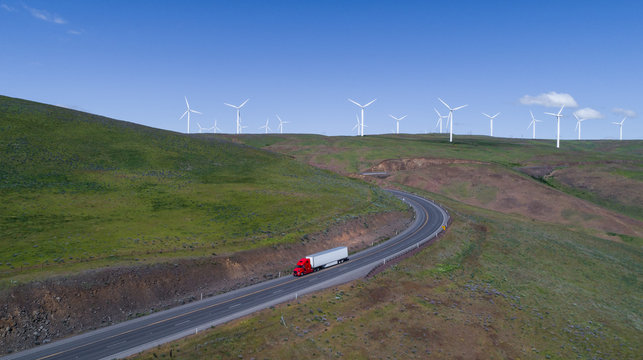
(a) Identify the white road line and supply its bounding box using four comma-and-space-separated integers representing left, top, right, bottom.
229, 303, 242, 308
106, 340, 126, 348
174, 320, 191, 327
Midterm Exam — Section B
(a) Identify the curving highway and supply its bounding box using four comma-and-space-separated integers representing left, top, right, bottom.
3, 190, 448, 360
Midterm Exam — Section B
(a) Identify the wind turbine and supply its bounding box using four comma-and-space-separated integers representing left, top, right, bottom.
196, 123, 205, 133
482, 112, 500, 137
348, 98, 376, 136
389, 114, 407, 134
438, 98, 468, 143
528, 111, 543, 139
179, 97, 201, 134
259, 118, 271, 134
352, 114, 361, 135
612, 117, 626, 140
276, 114, 289, 134
212, 119, 221, 134
545, 105, 565, 148
573, 113, 588, 140
224, 99, 249, 135
434, 108, 448, 133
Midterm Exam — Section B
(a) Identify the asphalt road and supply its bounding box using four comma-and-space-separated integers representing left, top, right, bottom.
4, 190, 448, 360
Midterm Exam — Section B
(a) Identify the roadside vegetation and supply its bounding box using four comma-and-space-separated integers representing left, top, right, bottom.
0, 96, 405, 287
133, 188, 641, 359
132, 133, 642, 359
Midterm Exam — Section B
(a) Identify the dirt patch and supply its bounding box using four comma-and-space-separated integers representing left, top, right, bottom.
518, 165, 556, 179
381, 161, 643, 239
550, 164, 643, 215
0, 210, 412, 354
369, 158, 483, 173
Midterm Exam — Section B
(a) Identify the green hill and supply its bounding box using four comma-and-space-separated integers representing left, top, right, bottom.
135, 133, 642, 359
0, 96, 404, 286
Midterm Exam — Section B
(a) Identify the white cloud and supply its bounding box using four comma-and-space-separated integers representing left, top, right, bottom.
612, 108, 636, 118
519, 91, 578, 108
67, 29, 83, 35
573, 108, 603, 120
1, 3, 15, 11
23, 4, 67, 24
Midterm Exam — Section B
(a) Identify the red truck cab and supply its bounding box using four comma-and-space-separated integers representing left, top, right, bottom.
293, 258, 313, 276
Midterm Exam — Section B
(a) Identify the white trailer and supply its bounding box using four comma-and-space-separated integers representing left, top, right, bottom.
307, 246, 349, 269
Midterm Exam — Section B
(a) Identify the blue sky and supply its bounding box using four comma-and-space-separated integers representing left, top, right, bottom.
1, 0, 641, 140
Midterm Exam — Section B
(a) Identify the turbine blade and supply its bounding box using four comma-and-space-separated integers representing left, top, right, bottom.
224, 103, 236, 108
179, 110, 188, 120
191, 110, 202, 114
557, 105, 565, 115
434, 108, 441, 116
399, 115, 407, 120
453, 104, 468, 111
348, 98, 362, 107
364, 99, 376, 107
530, 110, 535, 120
239, 99, 249, 108
482, 113, 491, 118
438, 98, 450, 109
493, 112, 500, 118
185, 96, 189, 108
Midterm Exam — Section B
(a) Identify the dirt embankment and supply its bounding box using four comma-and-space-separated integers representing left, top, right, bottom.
0, 210, 412, 355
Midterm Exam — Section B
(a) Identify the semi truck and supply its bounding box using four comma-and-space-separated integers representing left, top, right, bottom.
293, 246, 349, 276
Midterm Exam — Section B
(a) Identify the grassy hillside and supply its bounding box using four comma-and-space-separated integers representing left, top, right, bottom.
0, 96, 404, 287
133, 134, 642, 359
232, 133, 643, 221
134, 190, 642, 359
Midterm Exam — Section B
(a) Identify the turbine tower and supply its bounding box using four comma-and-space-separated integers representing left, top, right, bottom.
434, 108, 448, 134
528, 111, 543, 139
259, 118, 271, 134
482, 112, 500, 137
348, 98, 376, 136
389, 114, 407, 134
545, 105, 565, 148
276, 114, 289, 134
612, 117, 626, 140
352, 114, 361, 135
438, 98, 468, 143
224, 99, 249, 135
573, 114, 588, 140
179, 96, 202, 134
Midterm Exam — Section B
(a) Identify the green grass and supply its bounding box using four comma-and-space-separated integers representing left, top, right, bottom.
0, 96, 405, 286
233, 133, 643, 220
235, 133, 642, 172
130, 135, 643, 359
132, 189, 642, 359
